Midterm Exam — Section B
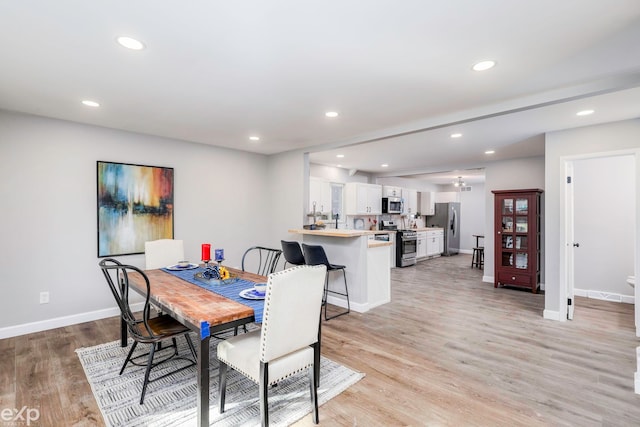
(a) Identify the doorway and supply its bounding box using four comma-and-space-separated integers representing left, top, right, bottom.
564, 152, 636, 320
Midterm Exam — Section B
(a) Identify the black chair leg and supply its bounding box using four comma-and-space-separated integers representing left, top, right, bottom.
140, 343, 156, 404
309, 363, 319, 424
260, 361, 269, 427
218, 361, 227, 413
324, 268, 350, 321
184, 333, 197, 360
120, 341, 138, 375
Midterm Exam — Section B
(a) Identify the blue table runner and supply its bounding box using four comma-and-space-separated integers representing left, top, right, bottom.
161, 267, 264, 323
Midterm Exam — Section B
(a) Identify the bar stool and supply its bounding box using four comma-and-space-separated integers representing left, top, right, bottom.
471, 247, 484, 269
471, 234, 484, 269
302, 243, 350, 320
281, 240, 305, 268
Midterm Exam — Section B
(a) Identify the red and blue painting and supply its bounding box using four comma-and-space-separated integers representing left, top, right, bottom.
97, 161, 174, 257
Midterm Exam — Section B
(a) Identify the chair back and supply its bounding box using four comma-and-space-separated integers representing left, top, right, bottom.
260, 265, 327, 362
301, 243, 330, 267
281, 240, 305, 267
99, 258, 157, 342
145, 239, 185, 270
241, 246, 282, 276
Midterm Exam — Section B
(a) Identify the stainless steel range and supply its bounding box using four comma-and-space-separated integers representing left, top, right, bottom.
396, 229, 417, 267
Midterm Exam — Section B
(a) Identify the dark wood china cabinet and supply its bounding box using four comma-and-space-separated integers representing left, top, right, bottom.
492, 189, 543, 293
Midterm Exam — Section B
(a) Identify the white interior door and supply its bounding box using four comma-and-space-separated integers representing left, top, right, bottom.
566, 162, 575, 320
569, 155, 635, 319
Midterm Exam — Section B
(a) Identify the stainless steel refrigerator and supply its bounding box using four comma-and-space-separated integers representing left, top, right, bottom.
427, 202, 460, 256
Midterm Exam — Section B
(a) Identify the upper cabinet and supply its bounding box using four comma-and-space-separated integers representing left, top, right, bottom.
309, 177, 332, 214
402, 188, 418, 215
382, 185, 402, 198
420, 191, 435, 216
345, 183, 382, 215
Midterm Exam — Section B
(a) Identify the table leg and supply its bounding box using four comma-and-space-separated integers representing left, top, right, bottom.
197, 335, 210, 427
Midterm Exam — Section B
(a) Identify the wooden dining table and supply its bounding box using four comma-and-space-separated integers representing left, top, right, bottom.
126, 266, 266, 427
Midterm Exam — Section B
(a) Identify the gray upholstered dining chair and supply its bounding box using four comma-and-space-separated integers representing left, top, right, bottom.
217, 264, 327, 426
99, 258, 196, 404
144, 239, 185, 270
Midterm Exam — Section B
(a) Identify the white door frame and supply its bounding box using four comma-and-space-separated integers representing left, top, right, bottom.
559, 149, 639, 331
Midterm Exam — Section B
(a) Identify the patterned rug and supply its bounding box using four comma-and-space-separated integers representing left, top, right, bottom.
76, 333, 363, 427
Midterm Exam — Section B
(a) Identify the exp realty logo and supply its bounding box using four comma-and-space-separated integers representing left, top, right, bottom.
1, 406, 40, 426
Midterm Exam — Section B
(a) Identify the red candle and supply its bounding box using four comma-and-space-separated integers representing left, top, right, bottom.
201, 243, 211, 261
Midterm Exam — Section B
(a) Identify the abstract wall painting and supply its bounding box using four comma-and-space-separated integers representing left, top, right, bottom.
97, 161, 174, 257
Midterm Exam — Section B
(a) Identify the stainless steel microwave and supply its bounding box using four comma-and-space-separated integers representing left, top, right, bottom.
382, 197, 402, 214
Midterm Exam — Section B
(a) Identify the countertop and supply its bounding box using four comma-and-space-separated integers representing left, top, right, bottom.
413, 227, 444, 232
288, 229, 395, 237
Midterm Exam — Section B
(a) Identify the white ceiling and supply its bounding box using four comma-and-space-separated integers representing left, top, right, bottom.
1, 1, 640, 181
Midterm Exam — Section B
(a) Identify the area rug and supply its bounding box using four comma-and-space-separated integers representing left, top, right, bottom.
76, 333, 364, 427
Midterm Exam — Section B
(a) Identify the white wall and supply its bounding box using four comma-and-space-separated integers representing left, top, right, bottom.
458, 183, 486, 252
268, 150, 307, 245
483, 156, 545, 284
0, 110, 273, 336
544, 119, 640, 320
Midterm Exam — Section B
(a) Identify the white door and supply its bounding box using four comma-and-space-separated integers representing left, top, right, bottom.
565, 162, 575, 320
568, 155, 635, 319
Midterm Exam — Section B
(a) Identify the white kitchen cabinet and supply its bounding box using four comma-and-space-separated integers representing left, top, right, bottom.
437, 233, 444, 254
402, 188, 418, 215
382, 185, 402, 198
420, 191, 435, 216
426, 229, 444, 257
417, 231, 427, 259
309, 177, 332, 214
345, 183, 382, 215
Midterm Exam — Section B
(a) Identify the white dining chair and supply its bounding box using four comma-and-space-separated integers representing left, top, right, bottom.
144, 239, 185, 270
217, 264, 327, 426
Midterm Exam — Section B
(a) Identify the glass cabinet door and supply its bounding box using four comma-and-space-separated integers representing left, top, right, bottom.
499, 196, 530, 269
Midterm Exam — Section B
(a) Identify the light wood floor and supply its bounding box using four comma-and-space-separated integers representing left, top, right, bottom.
2, 254, 639, 426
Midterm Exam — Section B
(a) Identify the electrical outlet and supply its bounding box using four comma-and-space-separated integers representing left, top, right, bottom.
39, 291, 49, 304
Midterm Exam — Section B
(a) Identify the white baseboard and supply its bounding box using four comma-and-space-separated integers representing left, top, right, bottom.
325, 295, 387, 313
543, 309, 564, 321
483, 275, 494, 284
573, 288, 634, 304
0, 302, 143, 340
459, 249, 473, 255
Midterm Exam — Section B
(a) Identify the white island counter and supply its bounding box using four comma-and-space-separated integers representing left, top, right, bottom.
288, 229, 393, 313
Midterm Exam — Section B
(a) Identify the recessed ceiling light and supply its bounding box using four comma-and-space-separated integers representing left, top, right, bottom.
82, 100, 100, 107
485, 150, 495, 154
450, 133, 463, 138
337, 164, 342, 168
472, 60, 496, 71
336, 154, 344, 158
576, 109, 594, 116
249, 136, 260, 141
381, 164, 389, 168
325, 111, 339, 118
116, 36, 145, 50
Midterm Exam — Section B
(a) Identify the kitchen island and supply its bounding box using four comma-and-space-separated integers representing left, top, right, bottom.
288, 229, 393, 313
